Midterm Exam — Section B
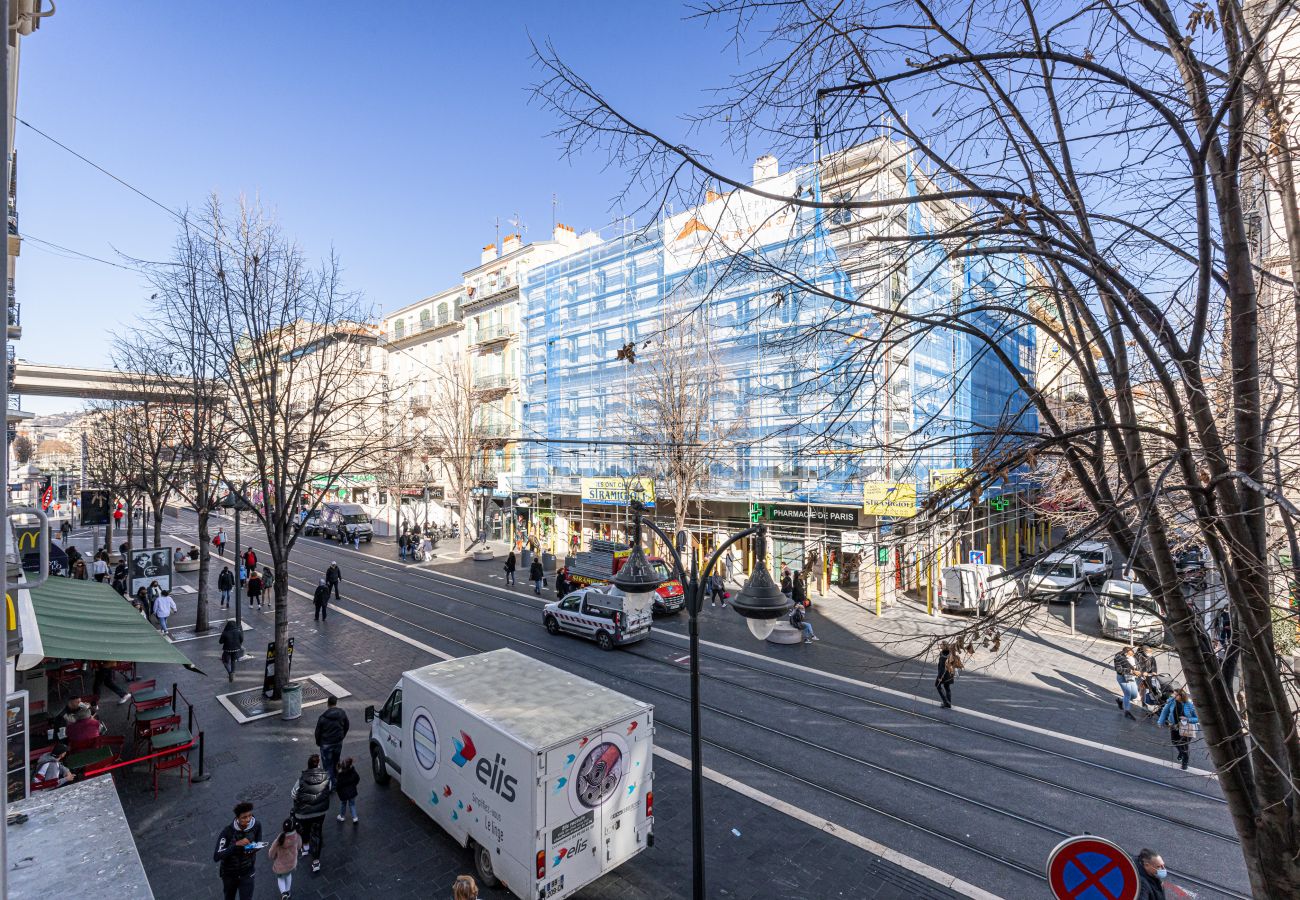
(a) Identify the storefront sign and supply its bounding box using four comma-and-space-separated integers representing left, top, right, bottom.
863, 482, 918, 518
929, 468, 971, 492
764, 504, 858, 527
840, 530, 870, 553
580, 476, 656, 507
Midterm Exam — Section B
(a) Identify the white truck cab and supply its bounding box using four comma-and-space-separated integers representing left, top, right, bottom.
1069, 540, 1114, 583
367, 649, 654, 899
1024, 552, 1088, 602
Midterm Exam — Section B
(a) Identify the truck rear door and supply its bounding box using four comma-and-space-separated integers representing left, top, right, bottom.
599, 712, 653, 869
541, 729, 606, 897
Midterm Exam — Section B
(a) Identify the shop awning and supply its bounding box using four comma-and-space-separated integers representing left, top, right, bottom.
21, 578, 196, 670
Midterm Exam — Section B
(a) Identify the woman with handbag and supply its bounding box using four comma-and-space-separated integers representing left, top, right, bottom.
1157, 688, 1199, 769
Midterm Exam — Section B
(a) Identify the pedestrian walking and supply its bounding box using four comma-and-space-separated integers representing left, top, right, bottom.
1114, 646, 1140, 720
266, 818, 302, 900
398, 531, 409, 561
247, 571, 264, 609
59, 519, 71, 542
243, 547, 257, 573
220, 619, 244, 682
504, 551, 516, 585
262, 565, 275, 596
709, 572, 726, 607
792, 570, 808, 608
91, 553, 109, 583
790, 601, 818, 642
215, 528, 227, 557
314, 696, 349, 781
1156, 688, 1199, 770
213, 800, 262, 900
780, 566, 793, 597
334, 757, 360, 823
1135, 848, 1168, 899
936, 641, 961, 708
313, 579, 331, 622
291, 754, 332, 874
453, 875, 479, 900
529, 556, 544, 595
153, 590, 177, 637
218, 565, 235, 609
325, 562, 342, 601
91, 660, 131, 704
111, 561, 128, 596
555, 567, 571, 598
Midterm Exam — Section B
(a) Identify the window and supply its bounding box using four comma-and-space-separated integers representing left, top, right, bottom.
596, 270, 607, 293
380, 689, 402, 726
393, 319, 405, 340
560, 596, 580, 611
419, 309, 431, 328
438, 303, 449, 324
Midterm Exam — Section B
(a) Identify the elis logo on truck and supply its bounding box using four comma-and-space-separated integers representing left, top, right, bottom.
451, 731, 477, 767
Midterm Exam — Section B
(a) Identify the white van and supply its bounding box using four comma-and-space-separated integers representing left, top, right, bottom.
939, 564, 1018, 615
1069, 541, 1114, 583
1024, 552, 1088, 602
367, 649, 654, 899
1098, 577, 1164, 644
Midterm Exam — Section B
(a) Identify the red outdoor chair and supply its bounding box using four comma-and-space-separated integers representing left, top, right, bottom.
30, 774, 61, 792
126, 678, 156, 695
153, 750, 191, 798
49, 663, 86, 697
134, 715, 179, 754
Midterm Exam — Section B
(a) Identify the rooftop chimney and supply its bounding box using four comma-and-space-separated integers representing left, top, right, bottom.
502, 233, 522, 254
481, 243, 498, 264
553, 222, 577, 246
752, 154, 778, 184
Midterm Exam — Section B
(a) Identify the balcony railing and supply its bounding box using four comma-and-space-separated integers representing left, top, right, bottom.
478, 422, 512, 439
7, 302, 18, 328
472, 322, 516, 345
473, 373, 515, 392
408, 394, 431, 411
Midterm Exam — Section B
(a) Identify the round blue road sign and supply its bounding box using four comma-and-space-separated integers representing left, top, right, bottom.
1046, 836, 1139, 900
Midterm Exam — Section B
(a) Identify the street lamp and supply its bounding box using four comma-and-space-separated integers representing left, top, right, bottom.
219, 486, 255, 633
612, 500, 789, 900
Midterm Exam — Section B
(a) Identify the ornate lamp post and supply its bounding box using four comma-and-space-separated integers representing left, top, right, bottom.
612, 499, 789, 900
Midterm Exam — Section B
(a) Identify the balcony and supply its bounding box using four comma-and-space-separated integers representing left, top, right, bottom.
380, 317, 462, 347
473, 373, 516, 396
408, 394, 431, 413
7, 300, 19, 340
472, 322, 516, 347
479, 422, 513, 439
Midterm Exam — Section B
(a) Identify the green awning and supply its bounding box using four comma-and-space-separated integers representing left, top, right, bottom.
26, 578, 195, 668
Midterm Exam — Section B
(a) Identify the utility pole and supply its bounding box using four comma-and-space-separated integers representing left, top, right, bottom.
2, 2, 13, 890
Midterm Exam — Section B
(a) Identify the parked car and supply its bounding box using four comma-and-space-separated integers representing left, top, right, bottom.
323, 502, 373, 543
939, 563, 1019, 615
543, 585, 653, 650
1068, 540, 1114, 584
1023, 552, 1088, 602
301, 510, 325, 536
1098, 577, 1164, 644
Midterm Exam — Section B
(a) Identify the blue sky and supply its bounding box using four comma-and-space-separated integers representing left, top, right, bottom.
15, 2, 755, 413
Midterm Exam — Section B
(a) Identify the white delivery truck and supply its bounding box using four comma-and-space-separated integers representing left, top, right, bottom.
939, 564, 1019, 615
366, 648, 654, 899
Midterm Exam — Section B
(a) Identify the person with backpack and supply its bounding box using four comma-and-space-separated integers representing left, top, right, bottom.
220, 619, 244, 682
214, 528, 227, 557
1157, 688, 1199, 770
266, 817, 302, 900
504, 550, 516, 585
314, 696, 349, 782
290, 754, 332, 874
262, 565, 275, 597
243, 547, 258, 573
325, 562, 342, 601
334, 757, 360, 823
218, 565, 235, 609
529, 555, 545, 595
1114, 646, 1140, 720
790, 601, 818, 642
213, 800, 262, 900
936, 642, 962, 708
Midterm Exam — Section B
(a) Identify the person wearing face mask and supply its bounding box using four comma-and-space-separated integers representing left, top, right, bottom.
1135, 848, 1167, 899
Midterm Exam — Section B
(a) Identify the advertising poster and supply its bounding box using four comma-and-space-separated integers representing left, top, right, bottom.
128, 548, 173, 597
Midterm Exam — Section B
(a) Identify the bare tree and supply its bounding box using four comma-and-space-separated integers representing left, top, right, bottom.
536, 2, 1300, 891
424, 353, 485, 555
11, 433, 31, 465
82, 404, 141, 554
621, 304, 738, 536
188, 195, 390, 696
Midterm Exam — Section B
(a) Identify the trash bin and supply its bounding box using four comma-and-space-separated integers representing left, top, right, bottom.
542, 551, 556, 571
521, 550, 534, 571
281, 683, 303, 721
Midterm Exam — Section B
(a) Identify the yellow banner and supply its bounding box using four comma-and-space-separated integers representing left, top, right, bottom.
581, 476, 656, 507
929, 468, 971, 492
863, 482, 917, 518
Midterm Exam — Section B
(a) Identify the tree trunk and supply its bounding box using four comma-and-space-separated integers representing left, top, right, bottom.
195, 506, 211, 633
126, 502, 134, 550
152, 508, 163, 547
272, 552, 290, 700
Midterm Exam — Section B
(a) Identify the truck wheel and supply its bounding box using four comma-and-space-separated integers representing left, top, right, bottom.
370, 745, 391, 786
545, 616, 561, 635
473, 841, 499, 887
596, 631, 615, 651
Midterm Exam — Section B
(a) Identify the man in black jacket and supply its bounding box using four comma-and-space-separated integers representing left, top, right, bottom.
213, 800, 262, 900
325, 561, 342, 600
313, 578, 331, 621
292, 755, 332, 873
217, 565, 235, 609
314, 696, 350, 782
1135, 848, 1167, 899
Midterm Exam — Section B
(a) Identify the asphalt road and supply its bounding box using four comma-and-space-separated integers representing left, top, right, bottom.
159, 512, 1251, 899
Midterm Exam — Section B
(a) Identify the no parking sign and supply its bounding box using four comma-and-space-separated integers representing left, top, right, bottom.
1047, 836, 1139, 900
